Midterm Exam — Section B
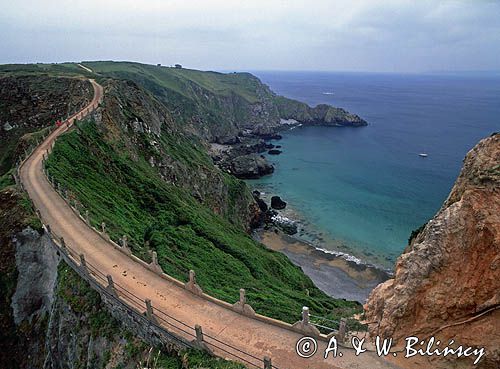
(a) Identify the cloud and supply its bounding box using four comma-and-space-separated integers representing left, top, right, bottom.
0, 0, 499, 72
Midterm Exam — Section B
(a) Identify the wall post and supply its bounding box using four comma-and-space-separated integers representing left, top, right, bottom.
192, 324, 212, 353
145, 299, 157, 322
302, 306, 310, 325
264, 356, 272, 369
195, 324, 204, 343
60, 237, 67, 251
121, 235, 132, 255
79, 254, 88, 274
106, 275, 118, 297
292, 306, 321, 337
184, 270, 203, 296
232, 288, 255, 317
337, 318, 347, 342
149, 251, 163, 273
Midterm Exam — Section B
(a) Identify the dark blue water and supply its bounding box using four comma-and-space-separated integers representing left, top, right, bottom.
251, 72, 500, 268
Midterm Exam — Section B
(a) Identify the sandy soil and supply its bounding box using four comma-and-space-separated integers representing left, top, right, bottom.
259, 230, 389, 303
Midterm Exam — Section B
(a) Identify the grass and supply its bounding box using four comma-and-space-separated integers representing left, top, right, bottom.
46, 120, 362, 324
57, 263, 121, 339
17, 194, 43, 232
0, 63, 93, 78
82, 61, 263, 103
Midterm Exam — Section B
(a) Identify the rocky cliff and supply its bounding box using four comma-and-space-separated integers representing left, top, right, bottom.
94, 78, 258, 229
364, 133, 500, 368
79, 61, 367, 142
0, 75, 92, 183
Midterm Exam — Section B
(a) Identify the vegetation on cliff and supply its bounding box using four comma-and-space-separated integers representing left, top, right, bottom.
46, 119, 360, 323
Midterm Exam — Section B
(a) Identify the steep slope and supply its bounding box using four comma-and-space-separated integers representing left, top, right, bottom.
44, 77, 361, 323
94, 78, 257, 229
364, 133, 500, 368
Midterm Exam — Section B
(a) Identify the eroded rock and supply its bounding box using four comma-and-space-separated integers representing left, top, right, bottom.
364, 133, 500, 368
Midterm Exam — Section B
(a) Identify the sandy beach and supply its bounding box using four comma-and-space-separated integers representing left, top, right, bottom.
257, 229, 390, 303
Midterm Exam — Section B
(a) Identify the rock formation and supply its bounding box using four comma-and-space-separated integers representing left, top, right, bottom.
271, 196, 287, 210
364, 133, 500, 368
229, 154, 274, 179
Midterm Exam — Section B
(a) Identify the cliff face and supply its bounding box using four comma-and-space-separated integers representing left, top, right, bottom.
98, 79, 258, 229
80, 62, 367, 142
0, 75, 92, 179
364, 133, 500, 368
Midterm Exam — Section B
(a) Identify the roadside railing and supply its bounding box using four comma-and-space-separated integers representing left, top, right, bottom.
46, 225, 275, 368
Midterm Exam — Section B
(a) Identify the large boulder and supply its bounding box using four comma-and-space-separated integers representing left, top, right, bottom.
271, 196, 287, 210
252, 190, 268, 212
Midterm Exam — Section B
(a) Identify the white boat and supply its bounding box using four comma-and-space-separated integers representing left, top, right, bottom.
322, 92, 334, 95
419, 153, 428, 158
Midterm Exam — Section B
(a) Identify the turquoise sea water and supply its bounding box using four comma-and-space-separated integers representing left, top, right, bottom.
250, 72, 500, 268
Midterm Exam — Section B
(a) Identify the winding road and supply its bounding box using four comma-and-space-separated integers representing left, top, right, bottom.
19, 79, 401, 369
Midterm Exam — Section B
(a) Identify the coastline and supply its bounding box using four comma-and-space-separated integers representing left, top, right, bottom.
246, 129, 394, 303
255, 228, 390, 303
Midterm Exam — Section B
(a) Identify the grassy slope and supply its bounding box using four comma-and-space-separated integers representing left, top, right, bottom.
0, 63, 92, 78
80, 61, 274, 137
82, 61, 263, 103
46, 120, 361, 324
0, 62, 262, 101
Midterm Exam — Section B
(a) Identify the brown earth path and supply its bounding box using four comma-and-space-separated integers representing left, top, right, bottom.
19, 79, 402, 369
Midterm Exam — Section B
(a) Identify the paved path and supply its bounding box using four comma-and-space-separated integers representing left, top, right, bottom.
19, 79, 401, 369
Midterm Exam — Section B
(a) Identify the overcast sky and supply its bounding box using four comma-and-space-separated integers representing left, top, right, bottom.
1, 0, 499, 73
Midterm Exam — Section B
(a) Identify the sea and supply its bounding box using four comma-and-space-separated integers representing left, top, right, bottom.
249, 71, 500, 269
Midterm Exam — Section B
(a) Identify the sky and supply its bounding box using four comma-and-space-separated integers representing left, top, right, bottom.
1, 0, 499, 73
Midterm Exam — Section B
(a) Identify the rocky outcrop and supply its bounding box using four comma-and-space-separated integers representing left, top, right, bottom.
11, 228, 59, 325
268, 149, 282, 155
252, 190, 269, 212
0, 76, 92, 176
271, 196, 287, 210
364, 133, 500, 368
275, 96, 367, 128
99, 79, 257, 229
0, 75, 92, 132
269, 212, 298, 235
228, 154, 274, 179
